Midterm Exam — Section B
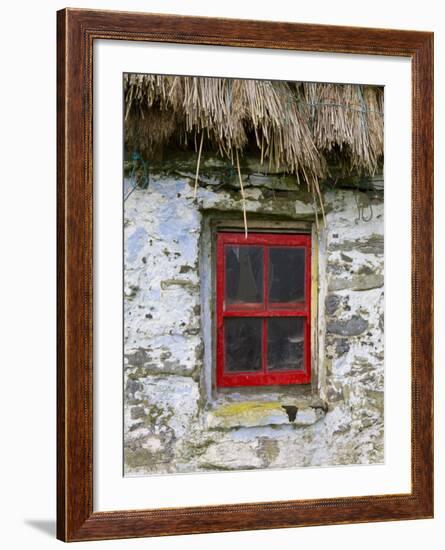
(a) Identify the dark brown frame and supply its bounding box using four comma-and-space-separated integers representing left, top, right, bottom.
57, 8, 434, 542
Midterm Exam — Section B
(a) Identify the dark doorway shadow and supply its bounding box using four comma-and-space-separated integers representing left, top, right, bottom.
24, 519, 56, 538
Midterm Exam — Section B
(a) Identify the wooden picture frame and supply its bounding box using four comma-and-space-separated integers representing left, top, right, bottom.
57, 8, 434, 542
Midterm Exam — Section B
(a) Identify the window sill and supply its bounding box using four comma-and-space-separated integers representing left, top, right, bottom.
204, 397, 327, 429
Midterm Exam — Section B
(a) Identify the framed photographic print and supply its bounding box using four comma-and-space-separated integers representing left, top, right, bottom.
57, 8, 434, 542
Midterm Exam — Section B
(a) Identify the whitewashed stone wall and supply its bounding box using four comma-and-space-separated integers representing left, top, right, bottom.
123, 161, 384, 475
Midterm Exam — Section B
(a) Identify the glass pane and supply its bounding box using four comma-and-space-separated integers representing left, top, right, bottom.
269, 247, 305, 304
225, 245, 263, 306
224, 318, 262, 372
267, 318, 305, 371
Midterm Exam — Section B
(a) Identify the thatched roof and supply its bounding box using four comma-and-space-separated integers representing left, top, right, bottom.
124, 74, 384, 187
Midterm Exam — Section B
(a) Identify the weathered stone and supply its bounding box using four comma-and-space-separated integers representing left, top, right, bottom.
340, 252, 353, 263
257, 438, 280, 467
126, 378, 142, 396
365, 389, 384, 412
335, 338, 350, 355
329, 273, 384, 291
326, 384, 344, 403
160, 278, 199, 291
325, 294, 341, 315
329, 234, 384, 255
294, 407, 323, 425
327, 261, 345, 275
125, 348, 151, 368
379, 312, 384, 331
327, 315, 369, 336
197, 441, 263, 471
206, 401, 288, 429
205, 401, 325, 430
130, 406, 146, 420
124, 430, 175, 471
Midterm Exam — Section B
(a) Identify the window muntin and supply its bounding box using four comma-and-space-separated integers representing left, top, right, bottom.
217, 232, 311, 387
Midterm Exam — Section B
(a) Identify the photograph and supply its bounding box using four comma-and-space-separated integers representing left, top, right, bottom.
123, 74, 385, 476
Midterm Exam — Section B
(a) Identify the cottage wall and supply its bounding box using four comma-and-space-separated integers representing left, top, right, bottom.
123, 159, 384, 475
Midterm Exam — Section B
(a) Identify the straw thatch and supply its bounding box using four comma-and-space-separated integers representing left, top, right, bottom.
124, 74, 384, 186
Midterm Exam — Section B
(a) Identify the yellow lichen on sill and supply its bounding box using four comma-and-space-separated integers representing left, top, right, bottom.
213, 401, 281, 417
205, 400, 325, 429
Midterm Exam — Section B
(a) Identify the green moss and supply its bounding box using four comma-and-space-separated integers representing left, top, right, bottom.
257, 438, 280, 465
125, 448, 151, 469
181, 438, 215, 460
142, 404, 174, 427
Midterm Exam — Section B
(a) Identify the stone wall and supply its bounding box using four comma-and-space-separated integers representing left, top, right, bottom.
123, 158, 384, 475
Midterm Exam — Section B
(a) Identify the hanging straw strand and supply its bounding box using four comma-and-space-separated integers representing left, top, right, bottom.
235, 149, 248, 238
193, 132, 204, 199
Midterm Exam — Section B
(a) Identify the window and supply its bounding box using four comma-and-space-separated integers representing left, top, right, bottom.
216, 232, 311, 387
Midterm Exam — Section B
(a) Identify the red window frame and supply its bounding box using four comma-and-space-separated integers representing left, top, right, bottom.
216, 232, 311, 387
